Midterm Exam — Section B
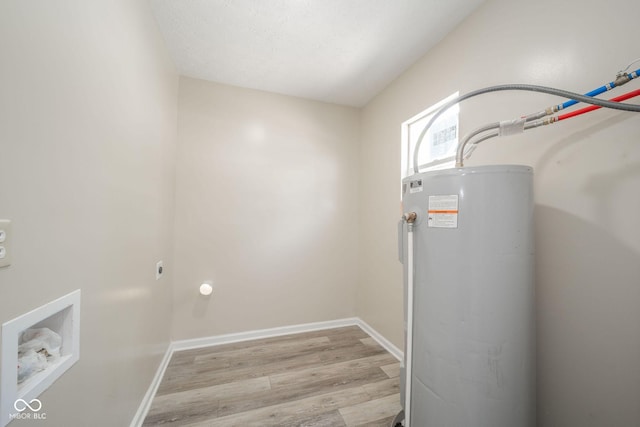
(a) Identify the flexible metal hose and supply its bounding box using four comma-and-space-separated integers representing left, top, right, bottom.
413, 84, 640, 173
459, 87, 640, 165
460, 120, 546, 162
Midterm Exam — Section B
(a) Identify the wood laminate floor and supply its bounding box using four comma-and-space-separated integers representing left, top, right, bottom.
143, 325, 402, 426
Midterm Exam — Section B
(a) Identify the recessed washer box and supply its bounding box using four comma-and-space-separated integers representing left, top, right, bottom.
1, 290, 80, 427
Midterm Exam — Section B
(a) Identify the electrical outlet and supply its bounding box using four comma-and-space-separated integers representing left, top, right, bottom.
156, 261, 164, 280
0, 220, 11, 268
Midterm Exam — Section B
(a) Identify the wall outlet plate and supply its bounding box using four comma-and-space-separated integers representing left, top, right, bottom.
0, 220, 11, 268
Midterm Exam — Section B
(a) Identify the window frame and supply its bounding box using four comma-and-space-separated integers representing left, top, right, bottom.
401, 92, 459, 180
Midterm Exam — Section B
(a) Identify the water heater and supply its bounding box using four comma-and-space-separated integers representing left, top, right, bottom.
399, 165, 535, 426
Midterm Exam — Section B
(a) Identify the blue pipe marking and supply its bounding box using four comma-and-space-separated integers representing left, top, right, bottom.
558, 67, 640, 111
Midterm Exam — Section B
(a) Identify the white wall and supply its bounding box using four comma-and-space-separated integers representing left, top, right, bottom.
358, 0, 640, 425
171, 77, 360, 340
0, 1, 178, 425
3, 1, 639, 425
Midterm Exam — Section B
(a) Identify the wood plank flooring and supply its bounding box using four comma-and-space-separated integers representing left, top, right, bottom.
143, 326, 401, 426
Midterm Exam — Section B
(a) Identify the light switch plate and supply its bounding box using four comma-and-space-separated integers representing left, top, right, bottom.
0, 220, 11, 268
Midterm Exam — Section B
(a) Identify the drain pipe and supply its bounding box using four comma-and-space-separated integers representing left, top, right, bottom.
403, 212, 417, 427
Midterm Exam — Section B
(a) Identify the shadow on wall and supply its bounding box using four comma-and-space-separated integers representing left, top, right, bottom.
535, 205, 640, 426
534, 113, 632, 178
192, 294, 210, 319
583, 160, 640, 223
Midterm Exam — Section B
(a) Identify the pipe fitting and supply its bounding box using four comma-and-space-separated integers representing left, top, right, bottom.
615, 72, 631, 87
404, 212, 417, 224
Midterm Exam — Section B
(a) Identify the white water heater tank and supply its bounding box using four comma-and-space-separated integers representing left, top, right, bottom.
400, 165, 535, 426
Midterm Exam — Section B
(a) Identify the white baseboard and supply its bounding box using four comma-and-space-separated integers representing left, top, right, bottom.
129, 343, 173, 427
171, 317, 361, 352
130, 317, 402, 426
355, 318, 403, 361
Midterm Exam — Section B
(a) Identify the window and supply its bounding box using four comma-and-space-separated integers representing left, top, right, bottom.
401, 92, 459, 179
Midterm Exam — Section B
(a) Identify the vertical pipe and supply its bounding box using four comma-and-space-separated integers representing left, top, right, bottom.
405, 226, 413, 427
404, 212, 416, 427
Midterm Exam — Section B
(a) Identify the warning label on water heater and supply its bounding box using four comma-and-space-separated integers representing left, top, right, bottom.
427, 195, 459, 228
408, 179, 423, 193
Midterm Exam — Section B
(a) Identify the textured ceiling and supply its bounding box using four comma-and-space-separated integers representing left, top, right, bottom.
150, 0, 484, 107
